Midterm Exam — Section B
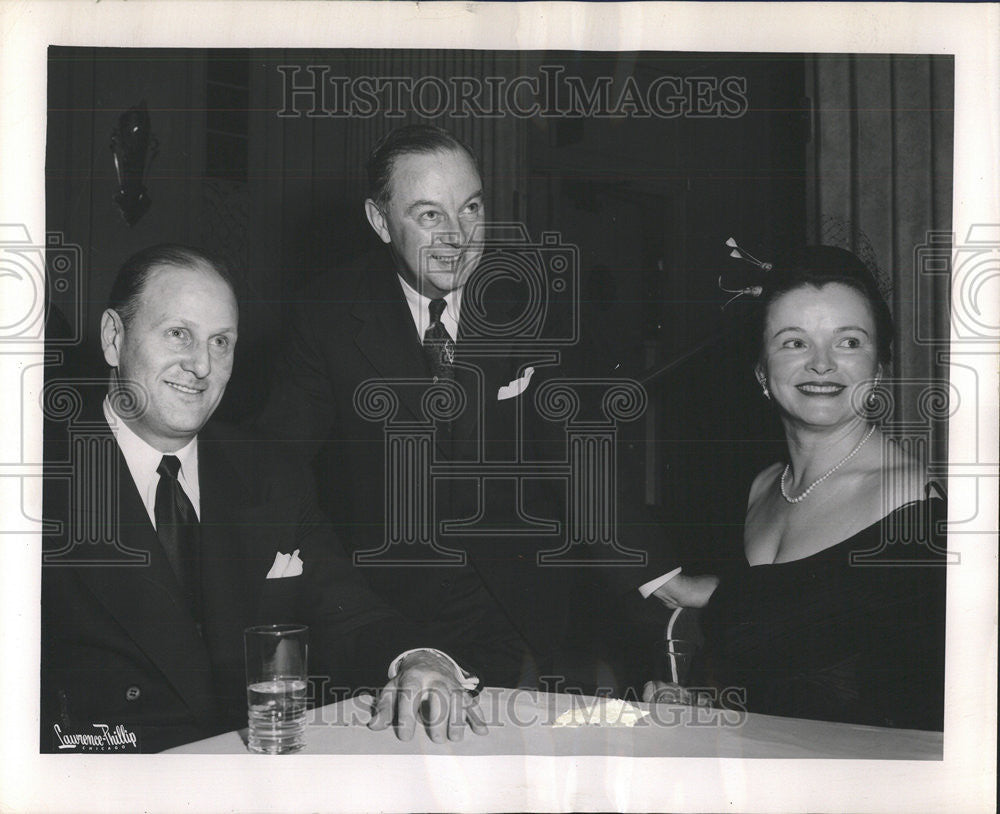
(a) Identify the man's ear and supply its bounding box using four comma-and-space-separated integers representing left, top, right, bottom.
100, 309, 124, 368
364, 199, 392, 244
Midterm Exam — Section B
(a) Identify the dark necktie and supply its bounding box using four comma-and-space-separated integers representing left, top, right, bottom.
423, 297, 456, 380
155, 454, 200, 619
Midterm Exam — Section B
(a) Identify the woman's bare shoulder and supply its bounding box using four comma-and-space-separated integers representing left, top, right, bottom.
881, 438, 934, 507
747, 462, 784, 509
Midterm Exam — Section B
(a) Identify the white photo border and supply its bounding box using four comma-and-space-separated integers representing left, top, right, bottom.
1, 2, 996, 812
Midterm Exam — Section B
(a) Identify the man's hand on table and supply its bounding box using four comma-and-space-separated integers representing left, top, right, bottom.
652, 573, 719, 609
368, 650, 487, 742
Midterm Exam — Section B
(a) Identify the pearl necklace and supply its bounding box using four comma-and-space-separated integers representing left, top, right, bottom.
780, 424, 876, 504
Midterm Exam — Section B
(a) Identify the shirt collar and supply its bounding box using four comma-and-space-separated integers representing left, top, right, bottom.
102, 395, 200, 515
396, 274, 462, 341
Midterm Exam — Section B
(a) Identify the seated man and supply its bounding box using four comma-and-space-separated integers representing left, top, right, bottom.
40, 244, 483, 753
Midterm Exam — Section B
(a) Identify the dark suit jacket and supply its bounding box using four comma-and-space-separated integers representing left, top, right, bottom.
257, 249, 679, 689
40, 404, 425, 753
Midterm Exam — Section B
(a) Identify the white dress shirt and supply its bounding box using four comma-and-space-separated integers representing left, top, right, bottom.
103, 396, 200, 528
637, 567, 683, 598
397, 274, 462, 341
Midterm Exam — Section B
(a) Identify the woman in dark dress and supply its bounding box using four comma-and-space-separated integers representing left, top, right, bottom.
645, 246, 946, 731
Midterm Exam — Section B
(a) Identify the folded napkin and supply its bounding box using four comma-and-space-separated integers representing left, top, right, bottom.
266, 549, 304, 579
551, 698, 650, 728
497, 367, 535, 401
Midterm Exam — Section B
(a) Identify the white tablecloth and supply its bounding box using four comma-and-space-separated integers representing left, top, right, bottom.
165, 687, 942, 759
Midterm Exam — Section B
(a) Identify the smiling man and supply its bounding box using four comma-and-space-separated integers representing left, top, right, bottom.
259, 126, 545, 689
364, 137, 485, 301
101, 249, 238, 452
257, 125, 683, 694
40, 244, 484, 753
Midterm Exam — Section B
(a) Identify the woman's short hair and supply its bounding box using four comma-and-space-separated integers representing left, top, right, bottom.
108, 244, 236, 327
751, 245, 894, 367
366, 124, 479, 211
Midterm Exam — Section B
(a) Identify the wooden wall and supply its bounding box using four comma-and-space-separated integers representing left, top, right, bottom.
46, 47, 207, 379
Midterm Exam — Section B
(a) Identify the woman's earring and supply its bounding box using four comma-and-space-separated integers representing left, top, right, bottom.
868, 374, 882, 407
760, 379, 770, 400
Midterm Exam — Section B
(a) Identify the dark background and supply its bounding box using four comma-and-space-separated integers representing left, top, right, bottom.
45, 48, 953, 567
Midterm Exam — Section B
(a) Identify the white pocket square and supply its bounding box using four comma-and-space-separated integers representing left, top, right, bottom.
266, 549, 303, 579
497, 367, 535, 401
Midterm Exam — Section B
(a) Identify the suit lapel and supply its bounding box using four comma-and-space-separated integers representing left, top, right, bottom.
349, 252, 434, 426
196, 432, 263, 624
452, 270, 521, 448
75, 445, 217, 725
348, 252, 525, 454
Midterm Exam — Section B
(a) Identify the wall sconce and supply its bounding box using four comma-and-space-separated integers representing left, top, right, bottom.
110, 101, 159, 226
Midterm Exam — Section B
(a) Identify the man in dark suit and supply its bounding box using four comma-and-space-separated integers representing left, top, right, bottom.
258, 125, 698, 692
40, 245, 484, 753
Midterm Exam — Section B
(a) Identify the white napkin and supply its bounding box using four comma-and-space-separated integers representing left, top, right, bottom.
266, 549, 303, 579
551, 698, 650, 727
497, 367, 535, 401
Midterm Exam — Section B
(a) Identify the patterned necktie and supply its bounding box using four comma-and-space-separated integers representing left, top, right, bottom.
154, 454, 200, 619
423, 297, 455, 380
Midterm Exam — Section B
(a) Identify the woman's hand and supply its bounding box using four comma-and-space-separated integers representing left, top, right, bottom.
652, 573, 720, 609
642, 680, 714, 707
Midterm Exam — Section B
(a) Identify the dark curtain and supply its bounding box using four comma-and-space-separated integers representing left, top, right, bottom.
806, 54, 953, 472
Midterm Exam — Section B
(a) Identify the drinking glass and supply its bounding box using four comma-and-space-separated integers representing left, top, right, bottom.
244, 624, 309, 754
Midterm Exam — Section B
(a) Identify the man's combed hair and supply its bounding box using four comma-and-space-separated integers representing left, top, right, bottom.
108, 244, 236, 326
366, 124, 479, 211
